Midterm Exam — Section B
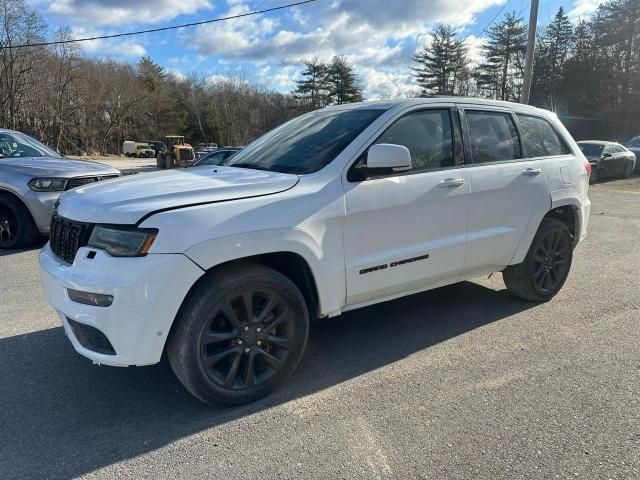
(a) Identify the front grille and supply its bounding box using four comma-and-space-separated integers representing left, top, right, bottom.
49, 215, 92, 263
67, 318, 116, 355
65, 175, 119, 191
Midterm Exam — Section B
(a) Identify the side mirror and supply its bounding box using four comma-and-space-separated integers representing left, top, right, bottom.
367, 143, 412, 172
602, 152, 613, 159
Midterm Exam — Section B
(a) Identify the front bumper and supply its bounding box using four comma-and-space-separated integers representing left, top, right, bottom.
39, 244, 203, 366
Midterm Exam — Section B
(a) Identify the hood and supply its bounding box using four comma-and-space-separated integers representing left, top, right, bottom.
0, 157, 119, 177
57, 166, 300, 225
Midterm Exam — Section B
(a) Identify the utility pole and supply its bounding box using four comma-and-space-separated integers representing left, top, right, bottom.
521, 0, 539, 104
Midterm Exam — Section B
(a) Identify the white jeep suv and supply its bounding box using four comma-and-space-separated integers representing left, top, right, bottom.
39, 98, 591, 406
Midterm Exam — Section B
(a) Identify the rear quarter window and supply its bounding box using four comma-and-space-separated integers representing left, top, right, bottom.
517, 114, 571, 157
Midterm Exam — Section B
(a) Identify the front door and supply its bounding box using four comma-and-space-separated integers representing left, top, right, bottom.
343, 107, 469, 306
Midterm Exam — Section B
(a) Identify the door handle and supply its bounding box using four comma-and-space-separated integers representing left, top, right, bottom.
439, 178, 465, 187
523, 168, 542, 176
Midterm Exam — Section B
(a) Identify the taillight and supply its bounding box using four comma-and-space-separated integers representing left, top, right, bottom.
584, 161, 592, 178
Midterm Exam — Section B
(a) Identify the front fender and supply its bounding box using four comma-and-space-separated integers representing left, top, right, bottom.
184, 228, 344, 317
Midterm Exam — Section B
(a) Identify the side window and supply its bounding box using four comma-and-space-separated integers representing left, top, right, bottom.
374, 109, 454, 172
613, 145, 625, 153
517, 114, 571, 157
466, 110, 522, 163
603, 144, 615, 155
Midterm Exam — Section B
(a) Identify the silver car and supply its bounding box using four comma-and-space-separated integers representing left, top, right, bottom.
0, 129, 120, 249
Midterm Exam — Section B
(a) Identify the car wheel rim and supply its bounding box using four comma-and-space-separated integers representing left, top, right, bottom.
0, 205, 17, 247
532, 230, 571, 294
198, 289, 295, 391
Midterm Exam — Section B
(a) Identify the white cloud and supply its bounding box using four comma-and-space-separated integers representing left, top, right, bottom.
569, 0, 601, 19
70, 26, 146, 58
186, 0, 503, 98
48, 0, 213, 25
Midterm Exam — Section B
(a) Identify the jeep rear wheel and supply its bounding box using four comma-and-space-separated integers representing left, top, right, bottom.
503, 217, 573, 302
167, 264, 309, 406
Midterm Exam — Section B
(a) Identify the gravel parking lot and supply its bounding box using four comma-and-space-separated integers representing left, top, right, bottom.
1, 179, 639, 480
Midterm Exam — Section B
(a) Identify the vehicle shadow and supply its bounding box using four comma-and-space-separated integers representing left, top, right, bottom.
0, 281, 536, 480
0, 237, 47, 257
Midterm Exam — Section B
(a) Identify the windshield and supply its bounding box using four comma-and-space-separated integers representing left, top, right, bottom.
0, 131, 60, 159
196, 151, 228, 166
579, 143, 604, 157
226, 108, 385, 174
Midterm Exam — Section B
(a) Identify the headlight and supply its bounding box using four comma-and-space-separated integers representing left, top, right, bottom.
28, 177, 67, 191
88, 226, 158, 257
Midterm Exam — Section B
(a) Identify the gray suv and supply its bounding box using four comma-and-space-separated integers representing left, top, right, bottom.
0, 129, 120, 249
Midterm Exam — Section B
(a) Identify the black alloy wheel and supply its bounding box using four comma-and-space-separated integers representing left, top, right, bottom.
198, 288, 296, 390
530, 227, 572, 296
503, 217, 573, 302
168, 263, 309, 406
0, 203, 18, 247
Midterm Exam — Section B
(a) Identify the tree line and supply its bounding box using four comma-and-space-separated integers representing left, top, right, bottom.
1, 0, 639, 154
410, 0, 640, 140
0, 0, 303, 155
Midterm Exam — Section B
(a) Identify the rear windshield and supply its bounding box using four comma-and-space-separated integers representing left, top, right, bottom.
578, 143, 604, 156
226, 108, 385, 174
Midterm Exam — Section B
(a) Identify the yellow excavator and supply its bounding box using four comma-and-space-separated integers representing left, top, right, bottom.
156, 136, 195, 169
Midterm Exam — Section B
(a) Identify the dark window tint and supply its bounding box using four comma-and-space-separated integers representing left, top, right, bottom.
226, 109, 385, 174
579, 143, 604, 156
466, 110, 522, 163
374, 109, 454, 171
518, 114, 571, 157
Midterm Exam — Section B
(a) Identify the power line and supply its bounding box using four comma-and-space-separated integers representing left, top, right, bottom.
2, 0, 322, 50
480, 0, 514, 36
467, 0, 514, 49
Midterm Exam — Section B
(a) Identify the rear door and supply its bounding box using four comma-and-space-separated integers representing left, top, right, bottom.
459, 107, 551, 275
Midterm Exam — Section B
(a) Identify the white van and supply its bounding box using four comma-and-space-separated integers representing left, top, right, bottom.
122, 141, 136, 156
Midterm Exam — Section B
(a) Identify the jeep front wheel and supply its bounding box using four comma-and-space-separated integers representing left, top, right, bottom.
167, 264, 309, 406
503, 217, 573, 302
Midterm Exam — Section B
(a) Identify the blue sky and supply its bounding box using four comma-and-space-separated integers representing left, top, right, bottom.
29, 0, 601, 98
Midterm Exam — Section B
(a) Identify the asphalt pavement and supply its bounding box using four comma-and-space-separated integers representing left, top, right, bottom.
1, 179, 639, 479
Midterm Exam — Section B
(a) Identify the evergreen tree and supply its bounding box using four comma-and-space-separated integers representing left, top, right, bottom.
541, 7, 574, 110
137, 56, 167, 92
412, 24, 470, 96
475, 12, 528, 101
292, 58, 329, 109
326, 56, 363, 105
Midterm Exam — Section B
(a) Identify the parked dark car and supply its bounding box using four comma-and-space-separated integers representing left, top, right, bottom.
624, 136, 640, 171
193, 147, 242, 167
145, 140, 166, 156
577, 140, 636, 184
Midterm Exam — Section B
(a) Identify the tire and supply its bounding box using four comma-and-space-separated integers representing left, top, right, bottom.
503, 217, 573, 302
589, 166, 599, 184
165, 155, 174, 169
167, 263, 310, 406
0, 194, 39, 249
623, 161, 634, 178
156, 154, 165, 169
